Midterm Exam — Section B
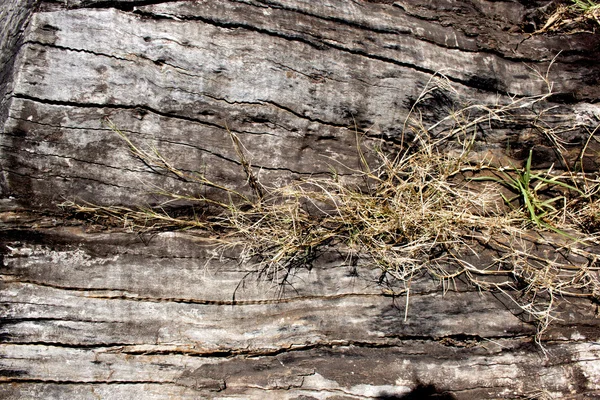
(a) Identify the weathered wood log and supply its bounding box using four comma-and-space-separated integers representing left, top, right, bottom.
3, 0, 600, 208
2, 1, 600, 399
1, 222, 599, 399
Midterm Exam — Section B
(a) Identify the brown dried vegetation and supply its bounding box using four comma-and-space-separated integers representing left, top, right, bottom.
64, 73, 600, 346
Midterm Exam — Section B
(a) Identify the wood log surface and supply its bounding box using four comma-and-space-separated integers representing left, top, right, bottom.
1, 0, 600, 398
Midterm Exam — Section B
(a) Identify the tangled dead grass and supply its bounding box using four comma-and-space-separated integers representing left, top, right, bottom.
63, 74, 600, 346
535, 0, 600, 33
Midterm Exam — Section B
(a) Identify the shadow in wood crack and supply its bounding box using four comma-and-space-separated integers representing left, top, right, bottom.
377, 383, 457, 400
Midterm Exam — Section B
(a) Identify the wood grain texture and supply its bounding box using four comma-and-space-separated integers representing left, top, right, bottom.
3, 0, 600, 208
2, 1, 600, 398
1, 221, 600, 399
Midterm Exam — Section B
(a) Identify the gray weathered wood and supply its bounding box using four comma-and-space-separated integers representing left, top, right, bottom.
3, 0, 599, 208
2, 1, 600, 398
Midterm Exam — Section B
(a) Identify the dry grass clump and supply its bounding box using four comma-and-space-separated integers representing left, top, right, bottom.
64, 74, 600, 345
535, 0, 600, 33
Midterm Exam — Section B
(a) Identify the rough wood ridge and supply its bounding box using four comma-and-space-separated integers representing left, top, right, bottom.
1, 0, 600, 399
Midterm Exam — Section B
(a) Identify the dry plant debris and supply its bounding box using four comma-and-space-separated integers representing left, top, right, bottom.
63, 74, 600, 346
535, 0, 600, 33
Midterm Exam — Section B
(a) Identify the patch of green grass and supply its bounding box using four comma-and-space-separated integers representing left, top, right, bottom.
572, 0, 600, 13
469, 149, 584, 237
